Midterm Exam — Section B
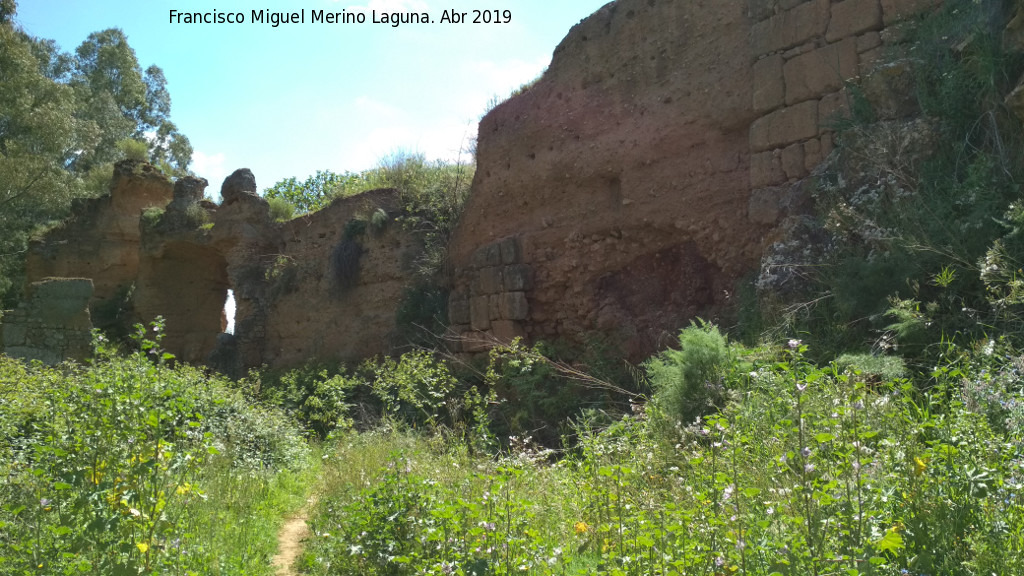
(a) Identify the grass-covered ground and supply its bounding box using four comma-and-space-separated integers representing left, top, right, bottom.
2, 322, 1022, 575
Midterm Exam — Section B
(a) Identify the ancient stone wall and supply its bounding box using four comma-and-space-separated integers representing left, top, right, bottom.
3, 0, 949, 368
25, 161, 173, 325
746, 0, 941, 200
1, 278, 93, 364
448, 0, 944, 359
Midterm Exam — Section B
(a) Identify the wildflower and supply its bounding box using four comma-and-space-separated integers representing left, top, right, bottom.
801, 447, 811, 458
804, 463, 816, 473
788, 339, 802, 350
913, 457, 927, 476
39, 498, 51, 508
796, 382, 808, 393
722, 484, 734, 501
853, 400, 865, 410
137, 542, 149, 554
573, 521, 590, 535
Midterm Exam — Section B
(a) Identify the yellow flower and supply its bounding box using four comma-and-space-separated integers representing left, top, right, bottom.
137, 542, 149, 554
913, 457, 927, 476
574, 521, 590, 535
176, 483, 191, 495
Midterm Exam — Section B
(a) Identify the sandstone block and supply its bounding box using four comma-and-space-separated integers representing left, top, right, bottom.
751, 0, 830, 56
750, 150, 786, 189
498, 237, 521, 264
469, 296, 490, 331
502, 264, 534, 291
784, 37, 859, 105
753, 54, 786, 114
221, 169, 258, 204
750, 100, 819, 152
488, 295, 502, 321
881, 0, 941, 25
471, 243, 502, 268
491, 320, 525, 343
498, 291, 530, 321
748, 186, 784, 224
826, 0, 882, 43
781, 143, 806, 180
2, 322, 26, 347
448, 294, 470, 325
857, 31, 882, 52
804, 138, 823, 172
479, 267, 504, 294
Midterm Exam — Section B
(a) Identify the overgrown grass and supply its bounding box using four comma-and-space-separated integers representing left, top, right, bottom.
298, 335, 1024, 576
0, 321, 313, 575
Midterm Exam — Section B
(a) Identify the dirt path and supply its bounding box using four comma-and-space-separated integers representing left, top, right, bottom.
271, 497, 316, 576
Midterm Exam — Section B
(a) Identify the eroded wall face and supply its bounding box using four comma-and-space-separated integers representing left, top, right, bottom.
25, 161, 173, 330
5, 0, 948, 368
259, 190, 419, 368
449, 0, 762, 358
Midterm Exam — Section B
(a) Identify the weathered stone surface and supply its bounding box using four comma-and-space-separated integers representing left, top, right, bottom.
498, 237, 521, 264
804, 137, 823, 171
478, 267, 504, 295
781, 142, 806, 180
784, 37, 859, 105
751, 150, 786, 188
220, 169, 258, 204
470, 295, 490, 331
491, 320, 526, 343
857, 31, 883, 53
449, 294, 471, 325
751, 0, 831, 56
750, 100, 819, 151
502, 264, 534, 291
26, 160, 173, 331
753, 54, 786, 113
827, 0, 883, 43
1, 278, 93, 364
498, 292, 530, 321
471, 243, 502, 268
450, 0, 760, 359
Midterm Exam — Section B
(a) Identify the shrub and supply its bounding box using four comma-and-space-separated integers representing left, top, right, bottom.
646, 321, 732, 428
267, 195, 296, 222
115, 138, 149, 162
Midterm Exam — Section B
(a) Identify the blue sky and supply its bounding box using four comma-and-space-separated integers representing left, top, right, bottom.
16, 0, 609, 195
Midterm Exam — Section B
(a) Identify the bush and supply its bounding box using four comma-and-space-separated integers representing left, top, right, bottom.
115, 138, 149, 162
267, 195, 296, 222
646, 321, 732, 428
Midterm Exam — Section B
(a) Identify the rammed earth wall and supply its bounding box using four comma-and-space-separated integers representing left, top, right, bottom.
2, 0, 945, 367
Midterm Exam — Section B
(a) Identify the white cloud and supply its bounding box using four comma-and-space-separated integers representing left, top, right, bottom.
191, 151, 229, 199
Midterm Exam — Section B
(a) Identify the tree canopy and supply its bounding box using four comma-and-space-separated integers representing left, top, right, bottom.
0, 4, 193, 306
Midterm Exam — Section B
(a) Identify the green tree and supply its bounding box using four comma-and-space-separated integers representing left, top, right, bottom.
0, 23, 89, 305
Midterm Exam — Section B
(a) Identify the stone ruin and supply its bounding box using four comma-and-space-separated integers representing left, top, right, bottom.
1, 0, 948, 370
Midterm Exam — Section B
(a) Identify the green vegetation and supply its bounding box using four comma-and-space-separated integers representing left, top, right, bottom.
0, 321, 310, 575
4, 1, 1024, 575
0, 0, 193, 307
756, 0, 1024, 367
